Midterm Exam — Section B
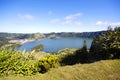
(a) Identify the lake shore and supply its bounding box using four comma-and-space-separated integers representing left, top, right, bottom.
8, 39, 37, 45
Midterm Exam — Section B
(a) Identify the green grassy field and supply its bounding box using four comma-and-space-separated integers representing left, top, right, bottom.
1, 59, 120, 80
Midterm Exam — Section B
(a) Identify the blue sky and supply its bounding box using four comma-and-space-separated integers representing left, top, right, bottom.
0, 0, 120, 33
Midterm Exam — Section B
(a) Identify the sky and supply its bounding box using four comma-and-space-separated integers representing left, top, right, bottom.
0, 0, 120, 33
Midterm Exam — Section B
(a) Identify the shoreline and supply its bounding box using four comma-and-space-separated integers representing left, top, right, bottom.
8, 39, 38, 45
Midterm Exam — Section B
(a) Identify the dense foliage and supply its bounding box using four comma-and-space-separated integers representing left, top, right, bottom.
0, 48, 59, 76
0, 48, 37, 76
60, 27, 120, 65
90, 27, 120, 60
38, 55, 59, 73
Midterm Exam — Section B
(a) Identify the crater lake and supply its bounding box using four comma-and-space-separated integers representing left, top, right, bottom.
17, 38, 93, 53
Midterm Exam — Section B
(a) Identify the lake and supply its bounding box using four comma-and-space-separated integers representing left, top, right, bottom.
17, 38, 93, 53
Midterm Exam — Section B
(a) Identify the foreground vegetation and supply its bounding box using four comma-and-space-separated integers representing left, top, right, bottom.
0, 48, 59, 76
1, 59, 120, 80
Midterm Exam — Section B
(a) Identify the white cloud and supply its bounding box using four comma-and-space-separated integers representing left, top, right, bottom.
64, 13, 82, 20
96, 21, 120, 26
50, 18, 60, 23
62, 20, 82, 26
50, 12, 83, 26
96, 21, 108, 26
63, 13, 82, 25
17, 14, 34, 20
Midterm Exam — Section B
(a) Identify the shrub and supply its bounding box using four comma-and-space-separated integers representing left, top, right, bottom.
0, 48, 39, 76
38, 55, 59, 73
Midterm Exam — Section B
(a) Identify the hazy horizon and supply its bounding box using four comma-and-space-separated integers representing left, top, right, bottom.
1, 0, 120, 33
0, 29, 107, 34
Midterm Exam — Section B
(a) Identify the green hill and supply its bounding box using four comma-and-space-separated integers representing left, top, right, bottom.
1, 59, 120, 80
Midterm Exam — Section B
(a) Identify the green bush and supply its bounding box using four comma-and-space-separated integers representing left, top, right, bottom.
0, 49, 39, 76
38, 55, 59, 73
14, 60, 39, 76
0, 48, 60, 76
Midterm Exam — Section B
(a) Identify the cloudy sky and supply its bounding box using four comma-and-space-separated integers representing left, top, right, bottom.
0, 0, 120, 33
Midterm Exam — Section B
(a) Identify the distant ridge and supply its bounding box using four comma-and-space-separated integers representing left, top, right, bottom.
0, 31, 106, 39
44, 31, 106, 38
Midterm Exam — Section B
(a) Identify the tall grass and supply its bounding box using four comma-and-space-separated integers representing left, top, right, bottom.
1, 59, 120, 80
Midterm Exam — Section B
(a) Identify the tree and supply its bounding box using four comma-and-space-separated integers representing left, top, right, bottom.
76, 39, 89, 63
90, 27, 120, 60
81, 40, 87, 53
60, 40, 89, 65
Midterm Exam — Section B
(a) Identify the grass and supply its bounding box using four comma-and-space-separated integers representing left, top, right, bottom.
1, 59, 120, 80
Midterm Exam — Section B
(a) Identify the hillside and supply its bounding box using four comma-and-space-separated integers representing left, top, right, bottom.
45, 31, 106, 38
0, 31, 106, 39
2, 59, 120, 80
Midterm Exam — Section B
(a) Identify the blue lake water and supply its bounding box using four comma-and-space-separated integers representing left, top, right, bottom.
17, 38, 93, 53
